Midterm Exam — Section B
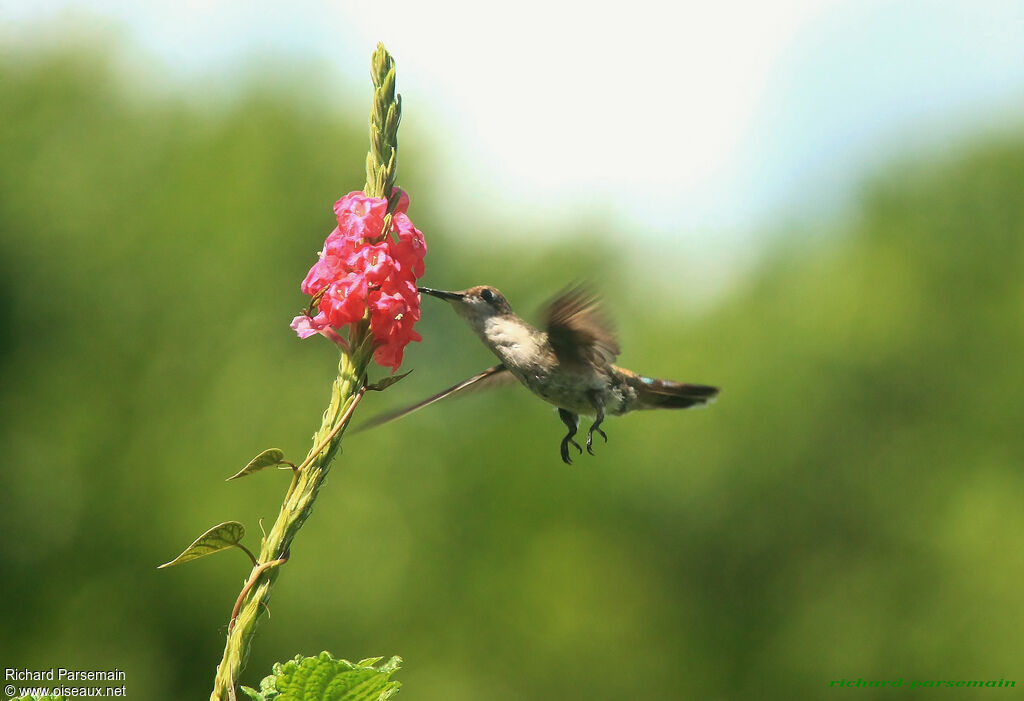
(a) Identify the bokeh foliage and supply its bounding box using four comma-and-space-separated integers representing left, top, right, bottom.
1, 47, 1022, 699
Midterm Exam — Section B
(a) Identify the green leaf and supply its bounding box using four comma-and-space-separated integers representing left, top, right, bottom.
158, 521, 246, 568
366, 370, 412, 392
227, 448, 289, 480
243, 652, 401, 701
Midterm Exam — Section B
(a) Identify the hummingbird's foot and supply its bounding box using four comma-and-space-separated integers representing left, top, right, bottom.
561, 435, 583, 464
586, 424, 608, 455
585, 391, 607, 456
558, 408, 582, 465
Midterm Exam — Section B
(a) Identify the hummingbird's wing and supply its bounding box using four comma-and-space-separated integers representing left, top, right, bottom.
544, 286, 621, 367
354, 364, 514, 432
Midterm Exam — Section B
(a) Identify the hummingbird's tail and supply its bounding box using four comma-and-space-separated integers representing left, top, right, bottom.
623, 371, 720, 410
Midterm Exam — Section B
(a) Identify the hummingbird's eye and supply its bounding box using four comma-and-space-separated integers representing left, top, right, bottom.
480, 288, 495, 304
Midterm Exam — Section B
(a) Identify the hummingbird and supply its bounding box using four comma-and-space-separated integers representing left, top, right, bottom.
362, 285, 719, 464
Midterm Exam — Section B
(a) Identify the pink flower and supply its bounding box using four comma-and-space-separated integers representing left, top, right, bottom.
319, 273, 368, 328
389, 212, 427, 278
301, 232, 349, 296
293, 189, 425, 370
333, 192, 387, 241
346, 242, 394, 285
290, 313, 327, 339
367, 278, 422, 369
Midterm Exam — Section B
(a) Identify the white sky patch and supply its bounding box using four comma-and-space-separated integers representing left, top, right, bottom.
324, 0, 836, 234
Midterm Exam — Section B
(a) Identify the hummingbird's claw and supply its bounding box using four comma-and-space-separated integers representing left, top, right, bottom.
585, 392, 608, 456
585, 425, 608, 455
560, 436, 584, 465
557, 408, 582, 465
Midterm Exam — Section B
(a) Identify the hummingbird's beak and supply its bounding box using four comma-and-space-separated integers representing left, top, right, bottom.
417, 286, 465, 301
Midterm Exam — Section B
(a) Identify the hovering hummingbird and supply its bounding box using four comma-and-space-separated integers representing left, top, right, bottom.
362, 285, 719, 464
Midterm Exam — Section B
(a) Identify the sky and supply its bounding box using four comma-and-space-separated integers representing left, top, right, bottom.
3, 0, 1023, 296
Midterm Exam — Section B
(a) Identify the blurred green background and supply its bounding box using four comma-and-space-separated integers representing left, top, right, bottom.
2, 41, 1023, 700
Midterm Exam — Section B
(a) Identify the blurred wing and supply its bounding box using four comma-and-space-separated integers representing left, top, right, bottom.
544, 286, 620, 367
354, 364, 513, 432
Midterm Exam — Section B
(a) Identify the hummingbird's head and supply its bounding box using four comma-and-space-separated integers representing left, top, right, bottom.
418, 285, 513, 331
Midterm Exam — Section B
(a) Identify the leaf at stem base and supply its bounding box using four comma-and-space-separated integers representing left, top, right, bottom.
240, 652, 402, 701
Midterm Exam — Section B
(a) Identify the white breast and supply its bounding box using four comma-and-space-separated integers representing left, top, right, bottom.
483, 316, 541, 367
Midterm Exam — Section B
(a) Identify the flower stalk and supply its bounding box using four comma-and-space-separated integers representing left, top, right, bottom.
210, 339, 372, 700
208, 43, 411, 700
365, 44, 401, 201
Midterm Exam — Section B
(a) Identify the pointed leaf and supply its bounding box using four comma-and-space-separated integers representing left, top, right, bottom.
367, 370, 412, 392
158, 521, 246, 569
248, 652, 402, 701
227, 448, 288, 481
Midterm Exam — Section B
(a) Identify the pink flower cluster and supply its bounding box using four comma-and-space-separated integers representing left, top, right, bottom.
291, 189, 426, 370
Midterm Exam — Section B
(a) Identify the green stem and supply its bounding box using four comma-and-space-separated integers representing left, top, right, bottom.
209, 336, 373, 700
